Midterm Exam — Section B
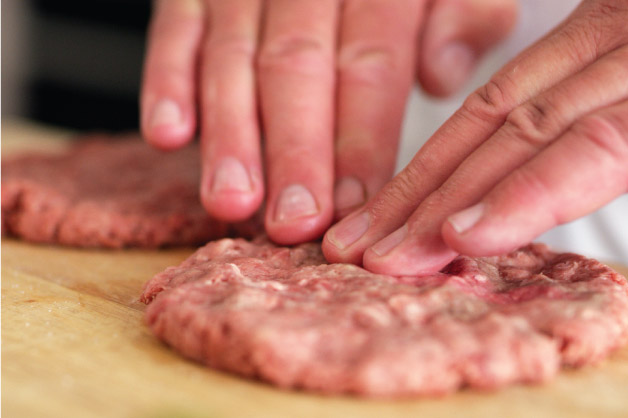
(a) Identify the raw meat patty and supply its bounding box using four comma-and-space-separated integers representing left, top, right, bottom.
1, 135, 229, 248
141, 238, 628, 397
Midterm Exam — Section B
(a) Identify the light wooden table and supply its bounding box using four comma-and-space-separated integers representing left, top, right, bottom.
3, 120, 628, 418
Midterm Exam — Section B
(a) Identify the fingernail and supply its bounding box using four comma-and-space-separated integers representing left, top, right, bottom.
275, 184, 318, 222
435, 42, 475, 94
327, 211, 370, 250
448, 203, 485, 234
211, 157, 252, 193
149, 99, 182, 128
371, 224, 408, 257
334, 177, 366, 213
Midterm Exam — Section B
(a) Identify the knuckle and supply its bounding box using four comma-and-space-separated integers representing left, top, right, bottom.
569, 0, 628, 53
504, 100, 556, 150
145, 66, 189, 91
592, 1, 628, 21
270, 141, 320, 167
338, 43, 399, 86
559, 22, 600, 62
461, 77, 513, 123
587, 0, 628, 25
257, 35, 333, 77
207, 35, 256, 60
595, 0, 628, 13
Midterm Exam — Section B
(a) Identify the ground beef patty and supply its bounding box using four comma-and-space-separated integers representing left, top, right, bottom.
1, 135, 230, 248
141, 238, 628, 397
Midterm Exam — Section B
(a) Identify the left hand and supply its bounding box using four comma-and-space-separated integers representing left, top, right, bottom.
322, 0, 628, 274
139, 0, 516, 245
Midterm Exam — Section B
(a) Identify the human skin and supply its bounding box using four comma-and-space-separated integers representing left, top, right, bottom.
323, 0, 628, 274
140, 0, 517, 245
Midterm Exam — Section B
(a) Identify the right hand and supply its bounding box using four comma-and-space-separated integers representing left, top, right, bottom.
322, 0, 628, 274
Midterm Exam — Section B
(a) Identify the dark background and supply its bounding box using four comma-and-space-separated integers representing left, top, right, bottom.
2, 0, 152, 132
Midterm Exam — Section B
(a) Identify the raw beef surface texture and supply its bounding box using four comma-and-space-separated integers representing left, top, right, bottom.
2, 135, 230, 248
141, 238, 628, 397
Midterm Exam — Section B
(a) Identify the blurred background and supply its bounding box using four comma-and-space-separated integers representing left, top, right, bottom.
2, 0, 151, 132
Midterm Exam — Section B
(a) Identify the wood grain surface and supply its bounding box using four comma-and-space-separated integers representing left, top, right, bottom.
3, 119, 628, 418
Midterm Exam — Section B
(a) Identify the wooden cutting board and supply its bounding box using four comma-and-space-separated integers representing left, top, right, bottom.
3, 120, 628, 418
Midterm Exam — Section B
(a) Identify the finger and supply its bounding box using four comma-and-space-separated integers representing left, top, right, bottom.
334, 0, 424, 219
141, 0, 204, 150
417, 0, 517, 97
363, 45, 628, 274
199, 0, 264, 221
322, 3, 625, 264
443, 99, 628, 255
258, 0, 339, 244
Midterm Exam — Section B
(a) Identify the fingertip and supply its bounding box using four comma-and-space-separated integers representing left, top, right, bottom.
417, 0, 518, 97
361, 226, 411, 275
201, 189, 263, 223
141, 0, 204, 150
361, 248, 397, 275
441, 202, 493, 256
418, 41, 477, 98
441, 220, 521, 257
362, 244, 456, 276
200, 158, 264, 222
322, 211, 371, 265
362, 227, 458, 275
144, 128, 194, 152
321, 233, 358, 264
266, 213, 333, 246
142, 98, 196, 150
441, 204, 527, 257
333, 176, 367, 221
441, 220, 478, 256
265, 184, 333, 246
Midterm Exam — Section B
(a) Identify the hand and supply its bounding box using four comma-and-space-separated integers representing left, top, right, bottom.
323, 0, 628, 274
140, 0, 516, 244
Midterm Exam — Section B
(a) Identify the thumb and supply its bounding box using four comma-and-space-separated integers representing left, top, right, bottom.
416, 0, 518, 97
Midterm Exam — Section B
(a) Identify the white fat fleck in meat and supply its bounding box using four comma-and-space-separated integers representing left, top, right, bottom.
193, 253, 209, 262
227, 287, 279, 310
448, 297, 488, 321
227, 263, 242, 276
388, 294, 426, 324
353, 303, 393, 327
505, 315, 532, 332
473, 274, 488, 283
578, 308, 601, 320
263, 281, 288, 291
229, 262, 288, 291
200, 264, 242, 286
